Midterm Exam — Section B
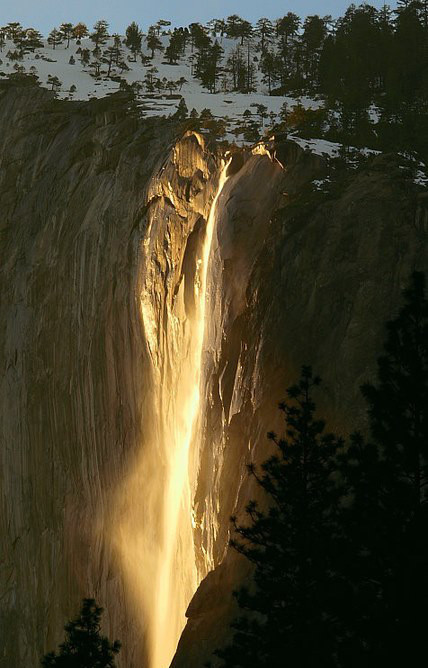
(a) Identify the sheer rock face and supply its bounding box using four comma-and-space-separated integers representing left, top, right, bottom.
0, 82, 219, 667
1, 81, 428, 668
172, 149, 428, 666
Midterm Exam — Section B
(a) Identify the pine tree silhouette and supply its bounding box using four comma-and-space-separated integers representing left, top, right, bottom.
41, 598, 121, 667
362, 271, 428, 510
215, 367, 345, 668
339, 272, 428, 665
214, 274, 428, 667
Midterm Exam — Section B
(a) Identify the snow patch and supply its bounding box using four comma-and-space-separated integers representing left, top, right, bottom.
0, 34, 323, 139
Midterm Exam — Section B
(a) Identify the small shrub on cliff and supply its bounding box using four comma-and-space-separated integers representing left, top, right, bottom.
41, 598, 121, 667
173, 96, 188, 121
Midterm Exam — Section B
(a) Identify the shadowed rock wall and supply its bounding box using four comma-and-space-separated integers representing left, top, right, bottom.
172, 146, 428, 667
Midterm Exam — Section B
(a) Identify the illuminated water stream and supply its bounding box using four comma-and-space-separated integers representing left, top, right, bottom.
115, 159, 230, 668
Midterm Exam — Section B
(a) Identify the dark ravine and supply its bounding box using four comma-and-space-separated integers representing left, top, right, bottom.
0, 80, 427, 668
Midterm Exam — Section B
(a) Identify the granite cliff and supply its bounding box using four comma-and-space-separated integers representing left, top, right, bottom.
1, 79, 427, 667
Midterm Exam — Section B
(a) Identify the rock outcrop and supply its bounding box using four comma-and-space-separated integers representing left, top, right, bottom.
1, 79, 427, 668
172, 147, 428, 666
0, 81, 220, 667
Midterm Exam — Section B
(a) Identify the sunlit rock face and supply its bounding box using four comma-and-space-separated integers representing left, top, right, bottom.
112, 133, 225, 668
0, 81, 221, 667
1, 80, 428, 668
0, 83, 163, 667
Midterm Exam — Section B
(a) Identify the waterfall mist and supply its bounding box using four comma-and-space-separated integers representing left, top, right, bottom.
112, 157, 230, 668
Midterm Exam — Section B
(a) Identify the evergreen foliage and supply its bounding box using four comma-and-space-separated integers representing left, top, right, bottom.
338, 272, 428, 665
215, 367, 345, 668
173, 97, 188, 120
226, 45, 256, 93
72, 23, 89, 40
47, 28, 63, 50
2, 6, 428, 155
146, 28, 164, 59
20, 28, 44, 52
3, 21, 23, 41
125, 22, 142, 61
165, 30, 185, 64
255, 18, 274, 54
47, 74, 62, 91
102, 37, 124, 77
90, 20, 109, 48
59, 23, 73, 48
215, 273, 428, 667
194, 39, 224, 93
41, 599, 121, 667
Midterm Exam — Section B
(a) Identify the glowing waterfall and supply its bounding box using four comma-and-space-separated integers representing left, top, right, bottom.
114, 159, 230, 668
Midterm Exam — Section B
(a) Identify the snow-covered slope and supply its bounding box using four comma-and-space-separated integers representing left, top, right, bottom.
2, 31, 427, 177
0, 33, 321, 143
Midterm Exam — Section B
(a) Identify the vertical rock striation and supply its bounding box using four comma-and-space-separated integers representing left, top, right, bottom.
172, 146, 428, 667
1, 80, 428, 668
0, 81, 220, 667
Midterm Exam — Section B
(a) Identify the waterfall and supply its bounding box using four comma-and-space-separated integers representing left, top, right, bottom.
113, 158, 230, 668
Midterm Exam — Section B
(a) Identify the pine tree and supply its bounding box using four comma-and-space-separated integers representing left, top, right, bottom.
301, 15, 327, 89
362, 272, 428, 510
48, 28, 63, 50
155, 19, 171, 35
47, 74, 62, 90
256, 18, 274, 53
396, 0, 412, 10
260, 50, 278, 93
41, 599, 121, 667
174, 97, 188, 120
195, 39, 223, 93
251, 103, 269, 126
165, 31, 183, 64
165, 79, 177, 96
90, 20, 109, 49
80, 48, 91, 67
211, 19, 227, 37
418, 0, 428, 28
177, 76, 187, 91
390, 2, 425, 107
5, 22, 23, 42
111, 34, 123, 64
215, 367, 345, 668
236, 19, 253, 46
276, 12, 301, 44
102, 44, 121, 76
21, 28, 44, 52
338, 272, 428, 666
6, 48, 23, 63
189, 23, 210, 52
72, 23, 89, 40
226, 46, 248, 92
125, 21, 142, 61
225, 15, 244, 39
144, 66, 158, 92
89, 56, 102, 77
146, 28, 164, 59
59, 23, 73, 48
